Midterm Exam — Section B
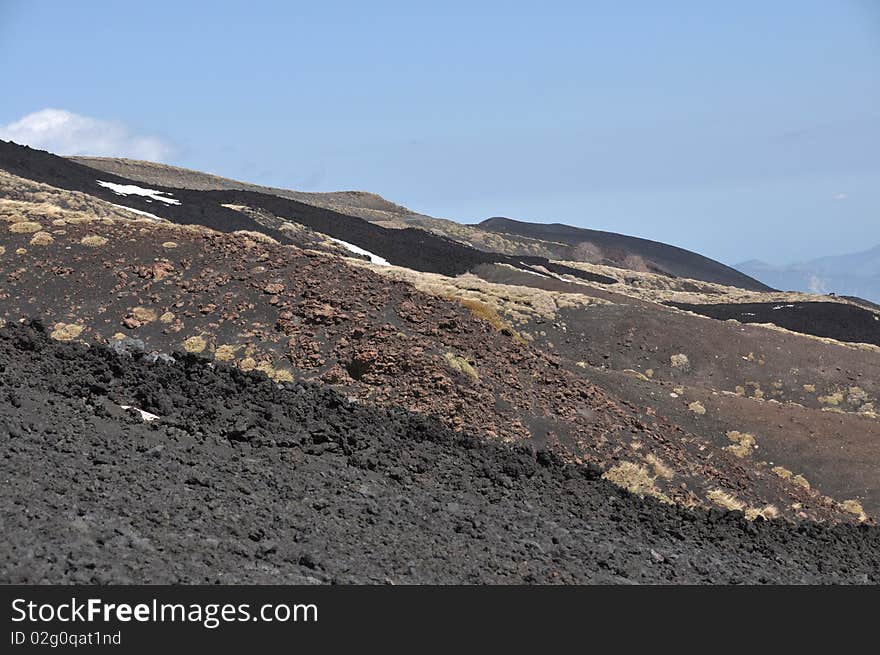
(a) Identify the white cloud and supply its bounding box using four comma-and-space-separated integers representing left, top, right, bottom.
0, 108, 174, 161
833, 192, 848, 201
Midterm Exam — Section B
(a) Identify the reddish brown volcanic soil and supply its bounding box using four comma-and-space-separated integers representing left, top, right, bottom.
0, 213, 853, 521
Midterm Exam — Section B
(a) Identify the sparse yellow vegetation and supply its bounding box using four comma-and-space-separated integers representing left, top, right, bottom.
645, 453, 674, 480
457, 297, 526, 343
839, 499, 868, 522
622, 369, 650, 382
443, 352, 479, 381
602, 461, 672, 503
213, 344, 239, 362
29, 231, 54, 245
256, 361, 294, 382
818, 390, 844, 406
131, 307, 157, 322
771, 465, 792, 480
80, 235, 108, 247
708, 489, 745, 512
792, 474, 810, 490
724, 431, 756, 458
670, 353, 690, 370
182, 336, 207, 353
688, 401, 706, 415
771, 466, 810, 490
239, 357, 257, 371
50, 323, 84, 341
803, 384, 816, 393
159, 312, 175, 324
745, 505, 780, 521
9, 221, 42, 233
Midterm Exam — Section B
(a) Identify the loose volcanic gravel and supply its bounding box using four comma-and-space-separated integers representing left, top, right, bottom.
2, 322, 879, 584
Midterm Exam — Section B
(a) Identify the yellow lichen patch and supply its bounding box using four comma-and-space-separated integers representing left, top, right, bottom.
724, 431, 756, 458
239, 357, 257, 371
576, 361, 587, 369
688, 401, 706, 415
29, 231, 54, 246
443, 352, 479, 381
80, 235, 108, 247
112, 332, 127, 341
9, 221, 42, 233
50, 323, 84, 341
839, 499, 868, 522
131, 307, 158, 322
644, 368, 654, 378
645, 453, 674, 480
602, 461, 672, 504
182, 336, 207, 353
213, 344, 240, 362
707, 489, 745, 512
159, 312, 175, 324
162, 241, 178, 249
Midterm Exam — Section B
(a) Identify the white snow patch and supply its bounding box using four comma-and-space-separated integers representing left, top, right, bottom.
119, 405, 160, 422
772, 304, 795, 311
97, 180, 181, 205
516, 263, 551, 278
328, 237, 390, 266
110, 203, 164, 221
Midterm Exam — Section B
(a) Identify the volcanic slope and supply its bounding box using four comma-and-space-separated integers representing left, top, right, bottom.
2, 322, 879, 584
0, 185, 855, 522
0, 140, 612, 283
4, 153, 879, 521
71, 154, 769, 291
668, 301, 880, 347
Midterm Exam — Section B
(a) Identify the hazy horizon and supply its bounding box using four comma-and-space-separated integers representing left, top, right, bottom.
1, 0, 878, 266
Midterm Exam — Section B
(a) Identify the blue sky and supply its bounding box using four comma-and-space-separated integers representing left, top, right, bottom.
1, 0, 878, 265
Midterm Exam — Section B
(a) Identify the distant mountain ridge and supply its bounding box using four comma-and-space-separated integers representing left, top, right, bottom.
737, 245, 880, 303
479, 217, 772, 292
